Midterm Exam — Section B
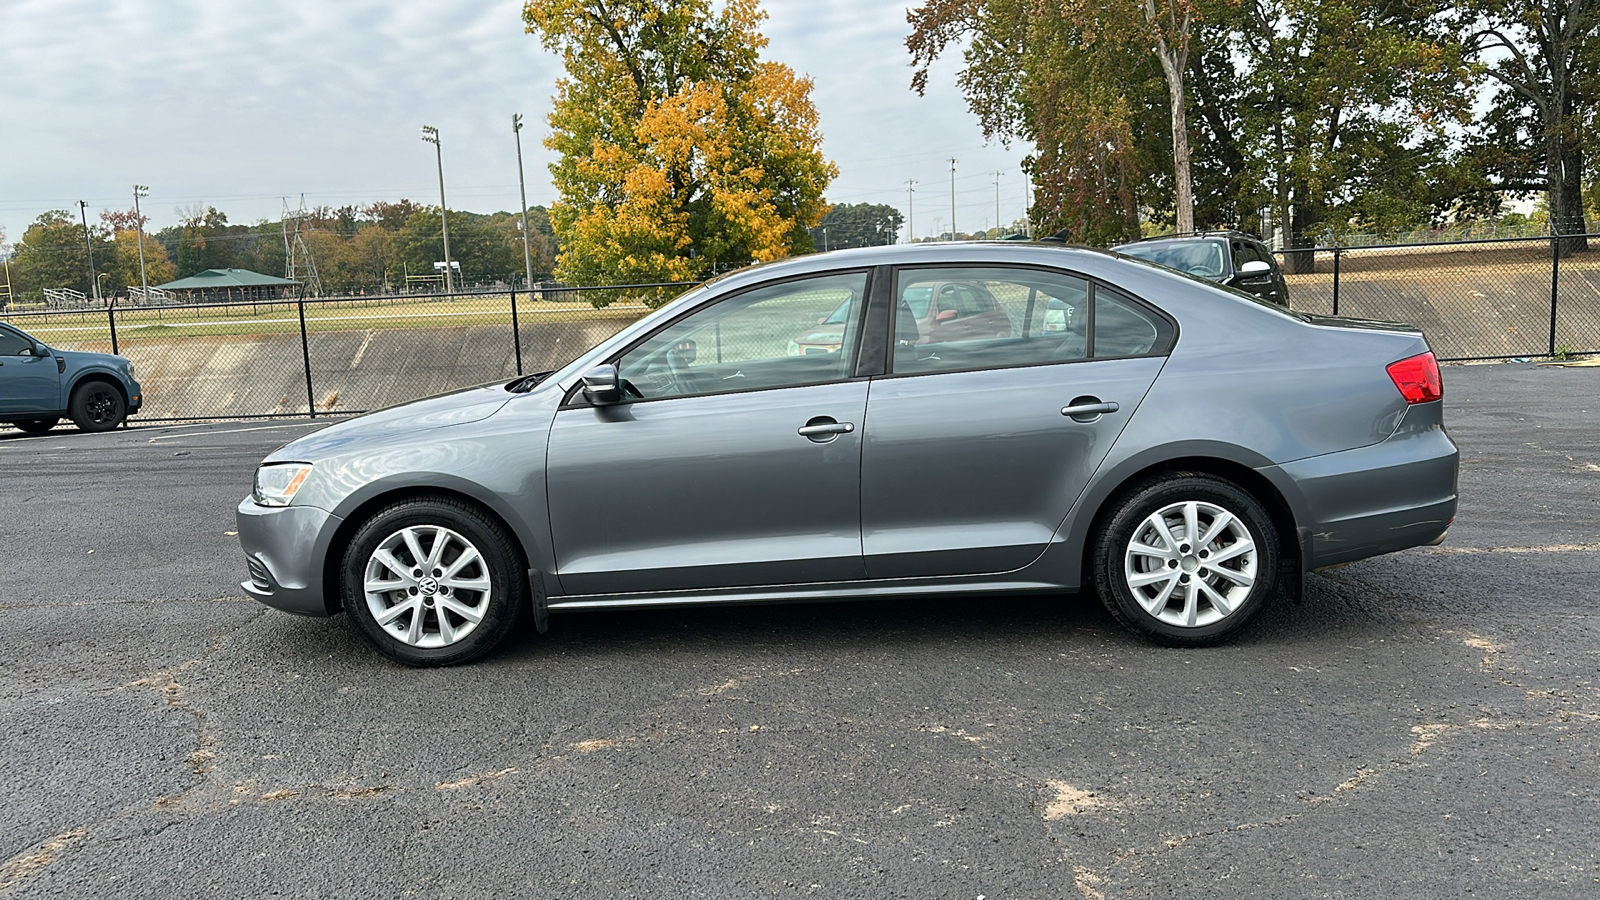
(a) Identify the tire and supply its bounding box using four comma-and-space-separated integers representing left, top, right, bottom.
15, 418, 58, 434
1093, 473, 1280, 647
68, 381, 126, 432
341, 497, 526, 667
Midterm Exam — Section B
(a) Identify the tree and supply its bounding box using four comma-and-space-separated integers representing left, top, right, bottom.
1462, 0, 1600, 250
813, 203, 905, 249
907, 0, 1170, 244
9, 210, 111, 299
524, 0, 836, 299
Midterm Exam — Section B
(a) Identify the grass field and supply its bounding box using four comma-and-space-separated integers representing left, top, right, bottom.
4, 293, 659, 345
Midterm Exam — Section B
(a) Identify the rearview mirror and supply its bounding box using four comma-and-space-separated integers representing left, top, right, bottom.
581, 364, 622, 405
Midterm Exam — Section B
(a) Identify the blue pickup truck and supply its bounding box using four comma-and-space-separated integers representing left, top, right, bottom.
0, 321, 143, 433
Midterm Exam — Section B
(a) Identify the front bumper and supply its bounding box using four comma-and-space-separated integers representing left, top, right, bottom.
1266, 406, 1459, 569
126, 377, 143, 414
236, 497, 343, 616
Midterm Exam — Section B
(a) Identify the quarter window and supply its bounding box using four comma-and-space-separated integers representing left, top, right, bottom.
616, 272, 867, 401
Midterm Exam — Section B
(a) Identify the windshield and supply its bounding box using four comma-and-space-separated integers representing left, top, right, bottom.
1118, 241, 1227, 278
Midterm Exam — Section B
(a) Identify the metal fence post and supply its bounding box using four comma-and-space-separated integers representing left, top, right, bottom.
510, 285, 524, 375
298, 293, 316, 417
1331, 246, 1341, 317
1549, 233, 1561, 357
107, 303, 119, 355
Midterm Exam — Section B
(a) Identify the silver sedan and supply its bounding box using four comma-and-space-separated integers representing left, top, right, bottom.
237, 242, 1458, 666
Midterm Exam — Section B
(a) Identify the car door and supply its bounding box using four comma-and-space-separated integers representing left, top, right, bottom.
860, 266, 1174, 579
0, 326, 60, 414
545, 271, 871, 595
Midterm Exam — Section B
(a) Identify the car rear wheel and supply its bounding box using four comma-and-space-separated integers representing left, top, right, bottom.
15, 418, 58, 434
342, 498, 525, 667
69, 381, 126, 432
1093, 473, 1280, 646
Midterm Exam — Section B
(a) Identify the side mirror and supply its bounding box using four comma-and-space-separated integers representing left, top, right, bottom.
33, 344, 51, 357
934, 309, 958, 323
581, 364, 622, 405
1238, 260, 1272, 276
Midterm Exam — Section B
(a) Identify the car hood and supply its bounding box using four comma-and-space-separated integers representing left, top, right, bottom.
56, 347, 131, 370
265, 381, 513, 462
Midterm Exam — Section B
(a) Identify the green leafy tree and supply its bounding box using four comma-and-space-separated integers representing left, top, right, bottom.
1462, 0, 1600, 251
813, 203, 905, 249
10, 210, 112, 299
524, 0, 835, 300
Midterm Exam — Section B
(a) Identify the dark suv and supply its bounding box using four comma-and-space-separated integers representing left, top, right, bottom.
1112, 232, 1289, 306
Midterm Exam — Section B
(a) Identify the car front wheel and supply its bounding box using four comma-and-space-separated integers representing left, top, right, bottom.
342, 498, 526, 666
69, 381, 126, 432
1093, 473, 1280, 646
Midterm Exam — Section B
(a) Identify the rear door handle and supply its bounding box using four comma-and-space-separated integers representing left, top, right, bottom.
1061, 400, 1119, 422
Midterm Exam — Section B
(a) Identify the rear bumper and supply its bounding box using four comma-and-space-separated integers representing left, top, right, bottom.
236, 497, 342, 616
1265, 408, 1459, 569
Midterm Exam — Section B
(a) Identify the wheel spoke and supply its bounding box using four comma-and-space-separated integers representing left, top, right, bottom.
425, 527, 450, 568
1196, 510, 1234, 549
439, 595, 485, 624
1182, 501, 1199, 548
1207, 539, 1255, 565
1180, 581, 1199, 626
1210, 565, 1254, 587
441, 547, 480, 580
1149, 515, 1180, 552
405, 601, 426, 644
1140, 576, 1180, 615
1128, 541, 1173, 560
375, 596, 419, 627
1128, 568, 1178, 588
371, 548, 414, 582
442, 575, 491, 593
1198, 579, 1234, 617
401, 529, 428, 570
437, 610, 458, 645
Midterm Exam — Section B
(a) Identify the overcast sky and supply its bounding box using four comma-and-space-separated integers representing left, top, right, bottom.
0, 0, 1030, 251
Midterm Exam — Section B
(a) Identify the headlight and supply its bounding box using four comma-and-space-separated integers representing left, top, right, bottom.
125, 361, 137, 379
253, 463, 314, 507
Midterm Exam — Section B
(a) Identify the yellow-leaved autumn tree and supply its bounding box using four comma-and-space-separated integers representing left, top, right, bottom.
523, 0, 835, 301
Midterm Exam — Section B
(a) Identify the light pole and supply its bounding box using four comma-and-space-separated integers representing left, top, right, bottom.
948, 158, 958, 240
78, 201, 99, 302
420, 125, 454, 293
905, 180, 916, 244
512, 115, 536, 297
133, 185, 149, 300
994, 171, 1004, 238
823, 227, 829, 252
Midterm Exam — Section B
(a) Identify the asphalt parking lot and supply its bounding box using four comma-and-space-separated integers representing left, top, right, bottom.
2, 363, 1597, 899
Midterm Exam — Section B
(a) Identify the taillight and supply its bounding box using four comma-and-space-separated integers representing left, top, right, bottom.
1387, 351, 1442, 404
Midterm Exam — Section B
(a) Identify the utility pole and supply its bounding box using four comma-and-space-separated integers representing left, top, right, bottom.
994, 172, 1004, 238
948, 159, 958, 240
905, 180, 916, 244
78, 201, 99, 302
132, 185, 149, 300
420, 125, 454, 293
512, 115, 537, 297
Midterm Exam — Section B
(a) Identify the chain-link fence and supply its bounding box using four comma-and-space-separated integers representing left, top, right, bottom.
1277, 232, 1600, 361
8, 238, 1598, 425
5, 285, 687, 422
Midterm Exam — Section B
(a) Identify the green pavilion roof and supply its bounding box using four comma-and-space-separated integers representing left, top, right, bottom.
154, 269, 299, 290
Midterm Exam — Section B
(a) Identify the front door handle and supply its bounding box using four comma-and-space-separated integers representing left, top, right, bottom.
798, 417, 855, 441
1061, 399, 1119, 422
